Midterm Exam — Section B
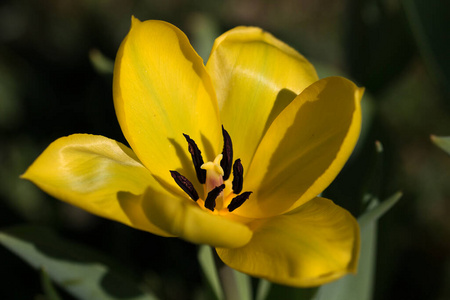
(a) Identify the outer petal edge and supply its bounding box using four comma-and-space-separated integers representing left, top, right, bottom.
216, 197, 360, 287
113, 17, 222, 198
206, 26, 319, 172
21, 134, 172, 237
239, 76, 363, 218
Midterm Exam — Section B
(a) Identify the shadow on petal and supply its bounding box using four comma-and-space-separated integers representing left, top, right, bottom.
217, 197, 360, 287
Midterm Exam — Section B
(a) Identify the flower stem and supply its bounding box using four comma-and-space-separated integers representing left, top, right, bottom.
213, 249, 241, 300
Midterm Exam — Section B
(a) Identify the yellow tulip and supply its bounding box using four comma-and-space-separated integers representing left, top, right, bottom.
23, 17, 363, 287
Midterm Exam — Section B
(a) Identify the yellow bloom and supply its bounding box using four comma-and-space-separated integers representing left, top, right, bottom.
22, 18, 363, 287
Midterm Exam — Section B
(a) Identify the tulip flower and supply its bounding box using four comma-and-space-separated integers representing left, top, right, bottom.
23, 17, 363, 287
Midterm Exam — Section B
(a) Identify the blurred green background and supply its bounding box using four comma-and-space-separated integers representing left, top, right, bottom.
1, 0, 449, 299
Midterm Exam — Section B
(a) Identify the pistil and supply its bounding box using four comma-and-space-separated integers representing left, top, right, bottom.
201, 154, 225, 209
170, 127, 253, 213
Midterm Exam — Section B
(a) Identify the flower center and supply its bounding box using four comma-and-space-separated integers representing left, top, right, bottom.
170, 126, 252, 213
201, 154, 224, 209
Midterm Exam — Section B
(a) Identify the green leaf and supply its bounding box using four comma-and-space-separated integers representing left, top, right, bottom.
255, 279, 271, 300
198, 245, 224, 300
198, 245, 252, 300
403, 0, 450, 96
232, 269, 252, 300
360, 140, 385, 214
358, 192, 402, 228
313, 192, 402, 300
0, 225, 158, 300
431, 135, 450, 155
40, 268, 62, 300
89, 49, 114, 75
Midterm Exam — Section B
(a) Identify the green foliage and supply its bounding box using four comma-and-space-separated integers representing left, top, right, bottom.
40, 269, 63, 300
314, 192, 402, 300
403, 0, 450, 96
255, 279, 271, 300
198, 245, 224, 300
431, 135, 450, 155
0, 226, 158, 300
233, 269, 252, 300
258, 192, 401, 300
198, 245, 252, 300
89, 49, 114, 75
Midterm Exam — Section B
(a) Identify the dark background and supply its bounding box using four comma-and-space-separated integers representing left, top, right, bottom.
1, 0, 449, 299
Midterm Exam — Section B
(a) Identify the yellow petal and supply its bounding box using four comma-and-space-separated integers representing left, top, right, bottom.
141, 188, 253, 248
206, 26, 318, 171
239, 77, 363, 218
114, 17, 221, 197
216, 197, 360, 287
117, 191, 174, 237
21, 134, 171, 237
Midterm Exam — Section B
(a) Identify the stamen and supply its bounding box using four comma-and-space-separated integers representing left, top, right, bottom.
220, 126, 233, 181
170, 170, 199, 201
204, 184, 225, 211
228, 192, 252, 212
183, 134, 206, 184
231, 159, 243, 194
174, 128, 253, 213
